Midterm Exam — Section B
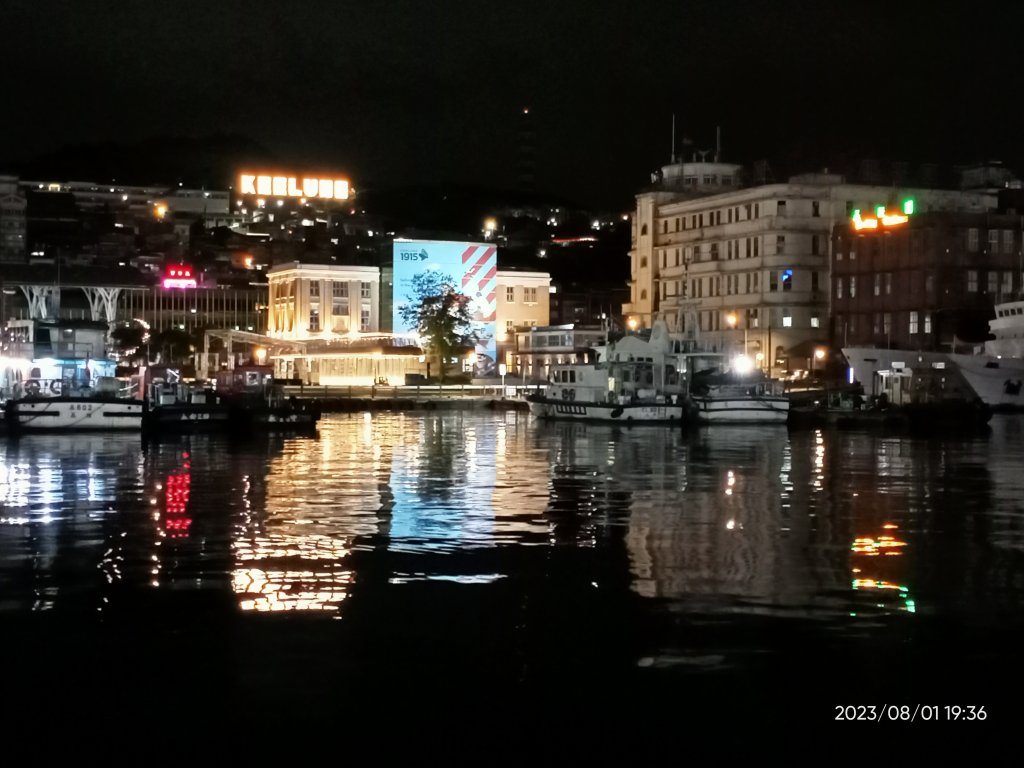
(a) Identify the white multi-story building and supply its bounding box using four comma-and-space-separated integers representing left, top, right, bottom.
267, 262, 382, 339
625, 162, 995, 372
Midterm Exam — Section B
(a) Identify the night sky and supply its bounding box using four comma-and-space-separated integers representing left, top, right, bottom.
5, 1, 1024, 209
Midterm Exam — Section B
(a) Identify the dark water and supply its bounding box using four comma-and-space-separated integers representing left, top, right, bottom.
2, 412, 1022, 745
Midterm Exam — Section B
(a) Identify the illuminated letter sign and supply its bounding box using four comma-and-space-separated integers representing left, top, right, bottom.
239, 173, 351, 200
163, 266, 197, 290
852, 198, 914, 231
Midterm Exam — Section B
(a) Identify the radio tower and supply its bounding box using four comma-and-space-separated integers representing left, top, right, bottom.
516, 106, 537, 192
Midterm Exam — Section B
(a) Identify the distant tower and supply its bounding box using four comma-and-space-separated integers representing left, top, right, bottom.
516, 107, 537, 192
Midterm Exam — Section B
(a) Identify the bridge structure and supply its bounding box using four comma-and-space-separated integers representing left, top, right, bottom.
0, 264, 152, 323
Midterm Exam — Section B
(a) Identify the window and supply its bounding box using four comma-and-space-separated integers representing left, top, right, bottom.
333, 282, 348, 298
811, 271, 819, 292
777, 200, 787, 216
885, 273, 892, 295
641, 224, 648, 236
988, 271, 998, 294
909, 311, 919, 335
754, 203, 760, 218
361, 281, 371, 299
988, 229, 999, 254
640, 289, 647, 300
506, 320, 514, 333
924, 312, 932, 334
675, 217, 680, 231
745, 273, 751, 293
716, 210, 722, 225
770, 271, 778, 292
745, 239, 751, 258
850, 276, 857, 298
524, 287, 538, 303
811, 314, 820, 328
926, 273, 935, 293
782, 308, 792, 328
753, 237, 760, 257
873, 313, 881, 335
776, 235, 786, 253
506, 286, 515, 302
836, 277, 844, 299
850, 247, 856, 261
883, 313, 891, 336
360, 308, 371, 331
748, 308, 760, 329
812, 201, 820, 217
728, 209, 734, 223
640, 256, 648, 268
968, 228, 979, 252
1003, 229, 1015, 254
309, 308, 320, 332
662, 220, 668, 234
1003, 271, 1013, 294
874, 274, 881, 296
811, 235, 820, 255
660, 251, 666, 269
309, 281, 320, 298
781, 269, 793, 291
967, 269, 978, 292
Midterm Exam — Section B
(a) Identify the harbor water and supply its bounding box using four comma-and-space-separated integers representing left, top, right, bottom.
1, 412, 1021, 743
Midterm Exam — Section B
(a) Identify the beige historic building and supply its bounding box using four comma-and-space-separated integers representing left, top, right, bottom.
625, 161, 994, 373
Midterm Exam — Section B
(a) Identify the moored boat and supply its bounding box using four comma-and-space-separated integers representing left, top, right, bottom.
686, 354, 790, 424
526, 321, 687, 424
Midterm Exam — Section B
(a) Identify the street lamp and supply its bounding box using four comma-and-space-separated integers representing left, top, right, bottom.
812, 347, 825, 379
627, 317, 638, 331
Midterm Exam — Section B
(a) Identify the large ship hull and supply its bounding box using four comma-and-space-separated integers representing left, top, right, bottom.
843, 347, 1024, 409
4, 397, 144, 432
526, 396, 684, 423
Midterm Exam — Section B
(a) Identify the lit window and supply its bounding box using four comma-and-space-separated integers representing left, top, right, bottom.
782, 309, 792, 328
988, 271, 998, 294
909, 311, 919, 335
360, 282, 371, 299
850, 276, 857, 298
967, 270, 978, 292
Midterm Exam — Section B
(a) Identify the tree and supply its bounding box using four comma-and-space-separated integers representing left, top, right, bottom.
398, 271, 475, 383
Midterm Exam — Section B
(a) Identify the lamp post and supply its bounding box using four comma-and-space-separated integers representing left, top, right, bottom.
812, 347, 825, 379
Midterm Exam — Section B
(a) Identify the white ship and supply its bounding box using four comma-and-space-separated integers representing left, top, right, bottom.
685, 353, 790, 424
843, 346, 1024, 409
526, 322, 686, 424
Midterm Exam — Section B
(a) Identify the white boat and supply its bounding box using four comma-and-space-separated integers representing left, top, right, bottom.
843, 346, 1024, 409
686, 354, 790, 424
1, 319, 144, 432
4, 389, 144, 432
526, 322, 687, 424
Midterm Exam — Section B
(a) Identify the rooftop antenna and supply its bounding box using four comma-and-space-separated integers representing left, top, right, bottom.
671, 114, 676, 163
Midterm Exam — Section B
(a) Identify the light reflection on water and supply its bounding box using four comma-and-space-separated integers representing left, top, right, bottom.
1, 413, 1024, 641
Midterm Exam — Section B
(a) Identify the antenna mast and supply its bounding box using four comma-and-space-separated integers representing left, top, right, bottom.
671, 114, 676, 163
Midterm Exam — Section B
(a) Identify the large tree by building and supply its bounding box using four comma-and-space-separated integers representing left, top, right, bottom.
398, 271, 475, 383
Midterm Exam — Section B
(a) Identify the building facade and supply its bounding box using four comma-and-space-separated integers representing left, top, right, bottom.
495, 270, 551, 372
625, 162, 995, 373
266, 262, 382, 339
514, 324, 606, 382
832, 211, 1024, 351
0, 175, 27, 264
